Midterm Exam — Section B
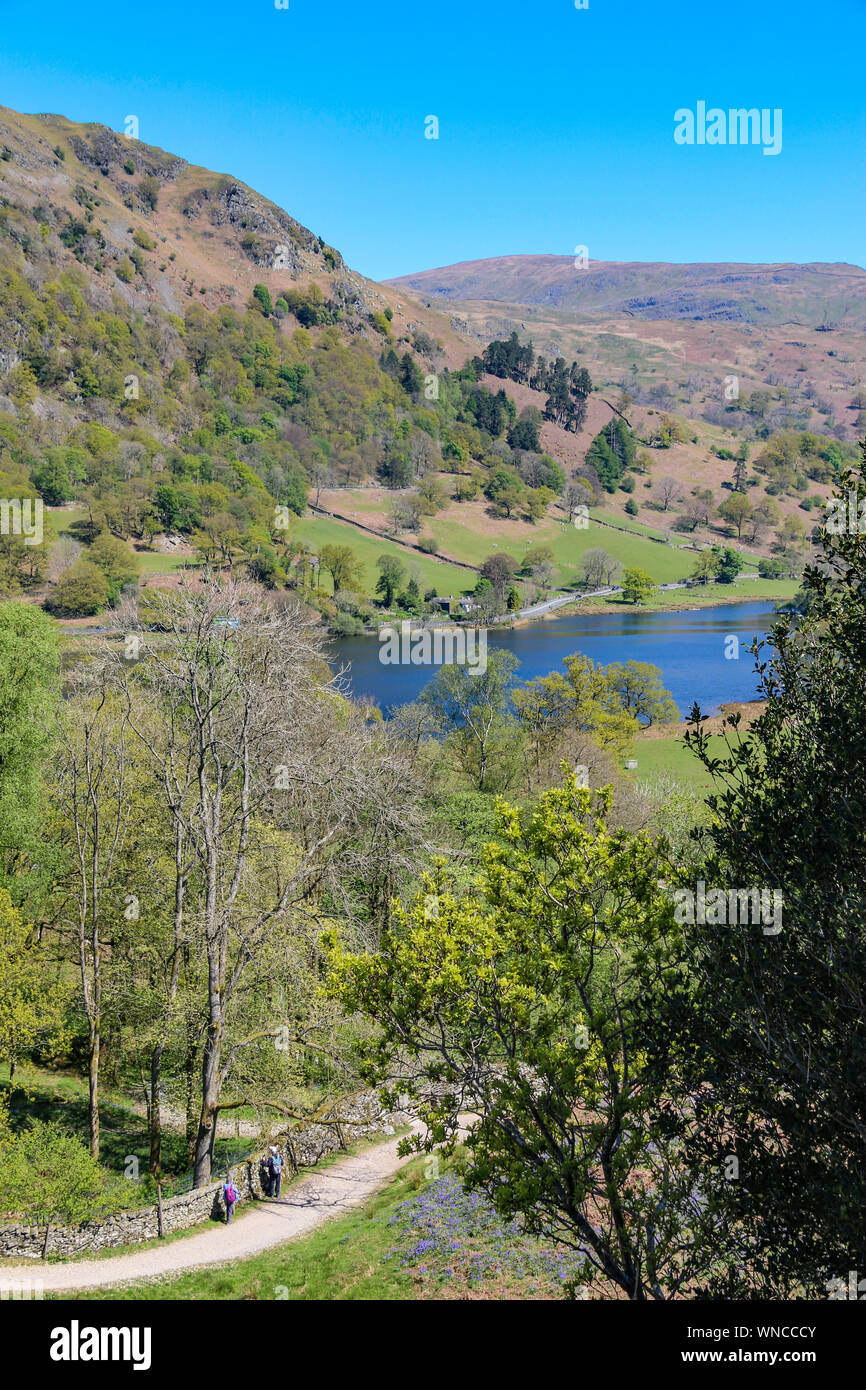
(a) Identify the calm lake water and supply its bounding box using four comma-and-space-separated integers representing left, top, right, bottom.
329, 600, 780, 718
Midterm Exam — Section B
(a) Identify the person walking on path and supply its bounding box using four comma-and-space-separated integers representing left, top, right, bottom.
259, 1153, 272, 1197
223, 1177, 238, 1225
268, 1146, 283, 1198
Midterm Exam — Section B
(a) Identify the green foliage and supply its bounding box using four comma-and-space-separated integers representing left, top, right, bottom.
621, 566, 656, 604
138, 174, 159, 210
326, 772, 702, 1300
586, 418, 636, 492
716, 547, 743, 583
319, 542, 363, 592
375, 553, 405, 607
0, 889, 69, 1069
420, 650, 520, 792
757, 556, 786, 579
0, 602, 60, 889
661, 446, 866, 1297
604, 660, 678, 727
44, 559, 109, 616
87, 532, 140, 598
0, 1119, 115, 1238
252, 283, 273, 316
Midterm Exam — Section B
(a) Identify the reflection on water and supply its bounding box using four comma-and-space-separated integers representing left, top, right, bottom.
329, 600, 780, 718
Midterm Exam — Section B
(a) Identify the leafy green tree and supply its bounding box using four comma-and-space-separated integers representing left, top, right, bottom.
252, 284, 273, 316
139, 174, 159, 209
660, 449, 866, 1297
757, 556, 785, 579
484, 466, 526, 519
0, 602, 59, 895
399, 353, 424, 397
508, 412, 541, 452
326, 772, 708, 1300
691, 550, 720, 585
155, 482, 201, 533
718, 491, 753, 539
88, 533, 140, 598
44, 559, 109, 616
319, 543, 363, 593
621, 567, 656, 604
586, 418, 636, 492
0, 889, 69, 1081
375, 554, 405, 607
604, 661, 678, 728
31, 449, 74, 504
512, 653, 638, 775
716, 547, 743, 583
420, 650, 520, 791
0, 1121, 112, 1257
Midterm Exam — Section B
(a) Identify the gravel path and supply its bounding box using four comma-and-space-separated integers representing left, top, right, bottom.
1, 1129, 420, 1293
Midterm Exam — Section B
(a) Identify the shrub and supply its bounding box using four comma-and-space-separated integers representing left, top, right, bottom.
252, 284, 273, 316
44, 560, 109, 617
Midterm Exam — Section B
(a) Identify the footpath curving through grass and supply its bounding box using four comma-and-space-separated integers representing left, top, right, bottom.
60, 1152, 586, 1302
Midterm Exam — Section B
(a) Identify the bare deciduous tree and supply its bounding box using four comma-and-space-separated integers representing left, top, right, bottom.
111, 576, 425, 1185
654, 477, 683, 512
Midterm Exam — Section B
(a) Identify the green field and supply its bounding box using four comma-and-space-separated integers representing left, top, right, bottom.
46, 508, 188, 576
425, 513, 696, 588
294, 515, 475, 597
622, 734, 721, 791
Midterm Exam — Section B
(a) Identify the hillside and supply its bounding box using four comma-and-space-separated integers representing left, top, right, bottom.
0, 107, 495, 622
387, 255, 866, 329
0, 106, 855, 629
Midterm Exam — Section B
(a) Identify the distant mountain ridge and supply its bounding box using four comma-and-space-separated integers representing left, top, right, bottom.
387, 255, 866, 329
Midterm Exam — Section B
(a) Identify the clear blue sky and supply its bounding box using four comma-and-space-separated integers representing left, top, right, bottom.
1, 0, 863, 280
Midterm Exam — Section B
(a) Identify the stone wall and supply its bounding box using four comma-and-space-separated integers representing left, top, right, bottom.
0, 1091, 412, 1261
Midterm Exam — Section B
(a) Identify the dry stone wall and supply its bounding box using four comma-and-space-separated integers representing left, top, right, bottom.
0, 1091, 411, 1260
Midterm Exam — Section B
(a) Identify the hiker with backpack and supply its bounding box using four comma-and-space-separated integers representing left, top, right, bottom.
268, 1145, 283, 1198
223, 1176, 238, 1224
259, 1153, 272, 1196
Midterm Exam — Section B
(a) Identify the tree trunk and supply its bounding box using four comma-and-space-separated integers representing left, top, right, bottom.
148, 1044, 164, 1177
88, 1022, 100, 1160
192, 1022, 222, 1187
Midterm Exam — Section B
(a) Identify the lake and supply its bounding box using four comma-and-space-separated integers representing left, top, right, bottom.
329, 600, 780, 718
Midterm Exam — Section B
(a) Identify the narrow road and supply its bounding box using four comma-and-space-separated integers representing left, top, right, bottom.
508, 572, 761, 622
0, 1129, 420, 1293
